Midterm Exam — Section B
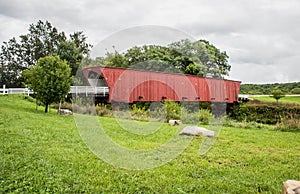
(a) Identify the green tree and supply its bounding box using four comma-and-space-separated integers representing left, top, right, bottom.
291, 88, 300, 94
169, 39, 230, 78
70, 31, 93, 57
270, 89, 285, 103
57, 41, 83, 76
104, 39, 230, 77
0, 20, 92, 87
23, 56, 72, 113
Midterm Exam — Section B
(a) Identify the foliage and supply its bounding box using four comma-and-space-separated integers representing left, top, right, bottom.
95, 103, 113, 117
240, 82, 300, 94
250, 95, 300, 104
100, 39, 230, 78
0, 20, 92, 87
163, 101, 182, 121
291, 88, 300, 94
1, 95, 300, 193
169, 39, 230, 78
270, 89, 285, 102
23, 56, 72, 112
57, 41, 83, 76
181, 108, 213, 125
230, 101, 300, 124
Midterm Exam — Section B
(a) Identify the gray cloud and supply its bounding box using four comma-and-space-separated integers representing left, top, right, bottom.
0, 0, 299, 83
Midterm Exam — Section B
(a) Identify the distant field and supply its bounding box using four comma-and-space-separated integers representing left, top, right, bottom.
249, 95, 300, 104
1, 95, 300, 193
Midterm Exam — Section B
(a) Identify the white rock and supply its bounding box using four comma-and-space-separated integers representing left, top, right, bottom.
58, 109, 73, 115
169, 120, 182, 126
179, 126, 214, 137
283, 180, 300, 194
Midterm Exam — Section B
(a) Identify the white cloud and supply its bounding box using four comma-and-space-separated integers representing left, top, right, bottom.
0, 0, 299, 83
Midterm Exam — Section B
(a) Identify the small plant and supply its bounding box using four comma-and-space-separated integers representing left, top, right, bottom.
199, 109, 213, 125
181, 108, 199, 124
270, 89, 285, 103
163, 101, 182, 121
95, 103, 113, 117
129, 104, 150, 121
181, 108, 213, 125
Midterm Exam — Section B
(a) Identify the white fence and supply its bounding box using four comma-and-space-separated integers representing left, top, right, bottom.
1, 85, 109, 96
0, 86, 32, 95
70, 86, 109, 96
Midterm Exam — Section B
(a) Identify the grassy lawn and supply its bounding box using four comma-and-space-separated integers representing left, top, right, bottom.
1, 95, 300, 193
250, 95, 300, 104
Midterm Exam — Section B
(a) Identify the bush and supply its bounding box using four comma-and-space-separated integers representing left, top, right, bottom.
181, 108, 213, 125
181, 108, 199, 124
199, 109, 213, 125
129, 104, 150, 121
230, 102, 300, 124
291, 88, 300, 94
96, 103, 113, 117
163, 101, 182, 121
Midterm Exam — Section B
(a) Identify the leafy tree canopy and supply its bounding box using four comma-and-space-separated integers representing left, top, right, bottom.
23, 56, 72, 112
0, 20, 92, 87
98, 39, 230, 78
270, 89, 285, 103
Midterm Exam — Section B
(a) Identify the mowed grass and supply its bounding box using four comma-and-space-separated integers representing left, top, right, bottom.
1, 95, 300, 193
250, 95, 300, 104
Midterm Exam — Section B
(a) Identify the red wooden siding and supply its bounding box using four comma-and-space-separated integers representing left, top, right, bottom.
82, 66, 241, 103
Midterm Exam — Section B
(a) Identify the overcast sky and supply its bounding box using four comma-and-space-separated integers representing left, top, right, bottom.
0, 0, 299, 83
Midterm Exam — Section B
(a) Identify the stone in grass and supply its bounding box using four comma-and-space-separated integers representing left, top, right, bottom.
169, 120, 182, 126
283, 180, 300, 194
58, 109, 73, 115
179, 126, 214, 137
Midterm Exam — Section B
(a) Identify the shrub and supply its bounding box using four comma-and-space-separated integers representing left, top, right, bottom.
230, 102, 300, 125
96, 103, 113, 117
291, 88, 300, 94
163, 101, 182, 121
129, 104, 150, 121
181, 108, 199, 124
181, 108, 213, 125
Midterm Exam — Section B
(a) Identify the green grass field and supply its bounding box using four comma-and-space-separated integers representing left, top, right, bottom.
1, 95, 300, 193
250, 95, 300, 104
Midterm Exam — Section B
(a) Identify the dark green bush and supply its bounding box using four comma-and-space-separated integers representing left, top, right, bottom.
230, 102, 300, 125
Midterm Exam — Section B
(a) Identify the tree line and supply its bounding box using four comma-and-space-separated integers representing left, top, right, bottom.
240, 82, 300, 95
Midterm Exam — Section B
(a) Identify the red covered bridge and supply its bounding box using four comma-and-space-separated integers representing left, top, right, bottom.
82, 66, 241, 104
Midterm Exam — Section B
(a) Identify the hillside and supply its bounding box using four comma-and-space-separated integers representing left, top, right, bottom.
240, 82, 300, 94
1, 95, 300, 193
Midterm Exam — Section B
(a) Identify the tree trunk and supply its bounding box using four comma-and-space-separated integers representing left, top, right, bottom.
45, 103, 48, 113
